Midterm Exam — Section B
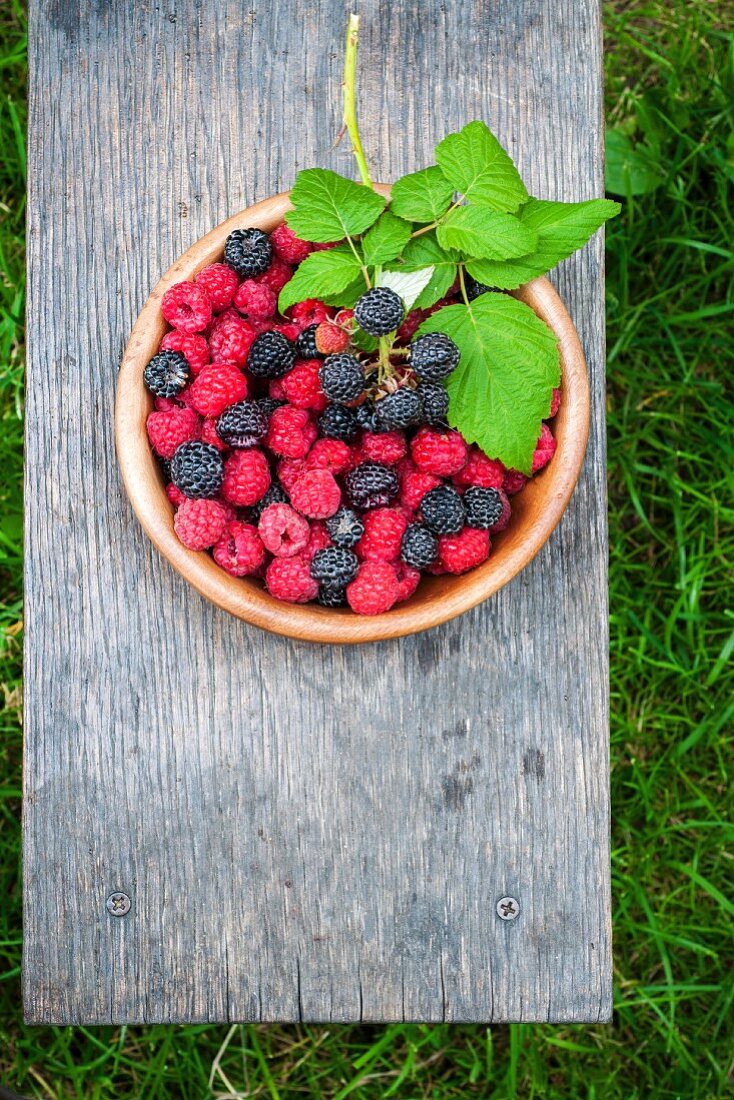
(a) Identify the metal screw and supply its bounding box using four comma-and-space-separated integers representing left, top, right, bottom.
496, 896, 520, 921
106, 892, 131, 917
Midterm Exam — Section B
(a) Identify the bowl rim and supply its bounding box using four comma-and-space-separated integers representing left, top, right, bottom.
115, 188, 590, 644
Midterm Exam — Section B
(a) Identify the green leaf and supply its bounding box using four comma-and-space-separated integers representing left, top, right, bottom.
320, 275, 369, 309
377, 267, 436, 311
351, 328, 379, 353
399, 233, 458, 309
278, 247, 365, 313
389, 166, 455, 223
417, 294, 560, 473
435, 121, 528, 212
361, 210, 413, 265
285, 168, 386, 243
605, 129, 664, 196
465, 197, 622, 290
436, 206, 537, 259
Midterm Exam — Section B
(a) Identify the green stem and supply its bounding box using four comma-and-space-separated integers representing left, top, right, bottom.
409, 199, 463, 239
458, 264, 471, 308
343, 14, 373, 189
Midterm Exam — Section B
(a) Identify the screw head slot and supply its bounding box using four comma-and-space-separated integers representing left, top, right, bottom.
106, 892, 131, 917
496, 896, 520, 920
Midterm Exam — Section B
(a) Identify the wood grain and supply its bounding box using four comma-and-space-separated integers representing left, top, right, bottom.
24, 0, 610, 1022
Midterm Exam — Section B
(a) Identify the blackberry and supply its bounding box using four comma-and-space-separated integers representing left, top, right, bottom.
319, 354, 365, 403
310, 547, 359, 586
400, 523, 439, 569
326, 507, 365, 549
250, 480, 289, 524
420, 484, 465, 534
216, 400, 268, 447
317, 403, 359, 441
170, 441, 224, 499
295, 324, 322, 359
418, 383, 449, 427
465, 275, 492, 301
318, 583, 347, 607
463, 486, 504, 529
355, 401, 381, 433
354, 287, 405, 336
223, 227, 273, 278
255, 396, 285, 421
409, 333, 460, 382
247, 331, 296, 379
143, 350, 190, 398
344, 462, 400, 510
375, 387, 423, 430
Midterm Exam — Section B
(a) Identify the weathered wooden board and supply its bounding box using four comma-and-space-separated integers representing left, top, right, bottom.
24, 0, 610, 1023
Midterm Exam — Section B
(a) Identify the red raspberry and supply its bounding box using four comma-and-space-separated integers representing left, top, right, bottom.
490, 489, 512, 532
314, 319, 351, 355
277, 457, 308, 493
396, 307, 429, 343
438, 527, 491, 574
194, 263, 239, 312
269, 378, 287, 401
201, 416, 227, 451
361, 430, 407, 465
266, 405, 312, 458
290, 468, 341, 519
208, 316, 257, 366
411, 428, 468, 477
233, 278, 277, 321
154, 396, 182, 412
289, 298, 332, 328
395, 562, 421, 602
532, 423, 557, 473
549, 387, 561, 417
305, 437, 351, 474
503, 469, 528, 495
213, 520, 266, 576
265, 557, 319, 603
399, 467, 441, 510
258, 503, 310, 557
188, 363, 247, 417
453, 446, 505, 489
221, 449, 271, 506
311, 240, 340, 252
166, 482, 187, 507
161, 281, 212, 334
174, 498, 229, 550
346, 444, 367, 470
160, 331, 210, 375
356, 507, 408, 562
346, 561, 399, 615
274, 321, 302, 342
270, 223, 313, 264
300, 521, 332, 562
146, 406, 201, 459
256, 256, 293, 294
281, 359, 326, 410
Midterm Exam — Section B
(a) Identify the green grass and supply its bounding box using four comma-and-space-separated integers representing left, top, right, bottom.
1, 1, 733, 1096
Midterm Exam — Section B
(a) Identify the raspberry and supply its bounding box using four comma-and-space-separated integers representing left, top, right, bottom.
147, 406, 201, 459
213, 520, 266, 576
201, 417, 227, 451
399, 466, 441, 510
270, 223, 313, 264
207, 316, 257, 368
294, 324, 321, 359
290, 298, 332, 328
400, 523, 438, 569
305, 438, 352, 474
532, 423, 557, 473
216, 400, 268, 448
174, 498, 230, 550
266, 405, 312, 458
277, 457, 308, 494
171, 441, 224, 499
549, 387, 561, 417
233, 278, 277, 321
344, 462, 399, 510
354, 287, 405, 336
411, 427, 468, 476
319, 354, 364, 403
221, 449, 271, 506
143, 350, 190, 398
161, 281, 213, 334
489, 489, 512, 532
166, 482, 187, 507
346, 561, 399, 615
409, 332, 460, 382
310, 547, 359, 586
256, 256, 293, 295
417, 383, 449, 427
247, 331, 296, 379
258, 503, 310, 557
419, 484, 465, 534
395, 562, 421, 602
160, 331, 210, 376
274, 321, 302, 342
188, 363, 248, 416
301, 520, 332, 562
250, 480, 290, 524
315, 320, 351, 355
265, 557, 318, 603
361, 430, 407, 465
438, 527, 491, 574
318, 584, 347, 607
396, 307, 428, 343
453, 446, 505, 489
281, 358, 326, 410
375, 388, 423, 430
224, 227, 273, 278
463, 486, 504, 529
356, 507, 408, 562
290, 468, 341, 519
317, 404, 359, 441
194, 263, 239, 312
503, 469, 528, 495
326, 507, 364, 549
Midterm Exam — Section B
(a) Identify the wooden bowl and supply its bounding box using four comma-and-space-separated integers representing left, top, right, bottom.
116, 189, 590, 644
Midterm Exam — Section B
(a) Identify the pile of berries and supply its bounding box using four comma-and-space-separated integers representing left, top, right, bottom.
144, 223, 559, 615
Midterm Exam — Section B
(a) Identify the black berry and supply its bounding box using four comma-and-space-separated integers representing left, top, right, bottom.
418, 383, 449, 426
317, 403, 359, 441
247, 331, 296, 378
310, 547, 359, 586
317, 584, 347, 607
400, 523, 439, 569
223, 227, 273, 278
319, 354, 365, 403
250, 480, 289, 523
295, 324, 322, 359
354, 287, 405, 336
409, 332, 460, 382
171, 441, 224, 499
344, 462, 400, 510
216, 400, 268, 447
355, 401, 382, 433
326, 507, 365, 549
420, 484, 465, 534
463, 486, 504, 529
375, 387, 423, 430
143, 350, 190, 398
465, 275, 492, 301
255, 396, 285, 421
